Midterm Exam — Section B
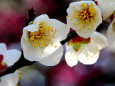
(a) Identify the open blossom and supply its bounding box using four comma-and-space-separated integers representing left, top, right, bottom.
67, 1, 102, 38
0, 43, 21, 86
65, 32, 107, 67
107, 16, 115, 51
95, 0, 115, 20
21, 14, 69, 66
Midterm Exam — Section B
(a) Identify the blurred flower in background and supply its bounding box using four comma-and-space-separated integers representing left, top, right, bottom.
0, 10, 25, 45
95, 0, 115, 20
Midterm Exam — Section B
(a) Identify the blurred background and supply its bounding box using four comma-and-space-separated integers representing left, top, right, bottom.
0, 0, 115, 86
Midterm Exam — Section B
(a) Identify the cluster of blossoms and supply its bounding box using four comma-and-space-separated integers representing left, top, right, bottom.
1, 0, 115, 85
21, 0, 107, 67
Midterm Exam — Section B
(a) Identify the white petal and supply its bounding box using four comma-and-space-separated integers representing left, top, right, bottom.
75, 25, 96, 38
91, 32, 108, 50
39, 45, 63, 66
24, 24, 38, 32
78, 45, 100, 65
107, 20, 115, 52
33, 14, 50, 25
50, 19, 70, 41
3, 49, 21, 66
21, 38, 42, 61
78, 32, 107, 64
107, 21, 115, 45
67, 1, 102, 38
0, 43, 7, 54
65, 44, 78, 67
22, 24, 38, 41
0, 71, 19, 86
95, 0, 115, 20
41, 40, 63, 59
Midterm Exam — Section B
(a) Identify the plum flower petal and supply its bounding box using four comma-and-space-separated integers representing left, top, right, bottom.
67, 1, 102, 38
21, 38, 42, 61
65, 45, 79, 67
39, 43, 63, 66
0, 43, 7, 54
0, 71, 19, 86
0, 43, 21, 66
78, 32, 107, 64
107, 17, 115, 51
3, 49, 21, 66
65, 32, 107, 67
95, 0, 115, 20
21, 14, 69, 66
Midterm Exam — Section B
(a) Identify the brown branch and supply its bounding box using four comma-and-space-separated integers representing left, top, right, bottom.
0, 32, 77, 77
0, 52, 35, 77
60, 32, 77, 45
25, 7, 36, 26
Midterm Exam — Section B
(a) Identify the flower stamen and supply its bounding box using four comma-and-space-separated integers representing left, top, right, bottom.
71, 3, 98, 32
27, 22, 56, 48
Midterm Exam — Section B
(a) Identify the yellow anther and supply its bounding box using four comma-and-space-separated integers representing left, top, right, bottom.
80, 3, 87, 8
73, 6, 76, 12
72, 2, 96, 29
18, 74, 22, 78
78, 29, 82, 32
67, 15, 69, 18
54, 45, 57, 48
90, 4, 94, 6
27, 22, 56, 48
73, 22, 78, 26
88, 28, 92, 30
70, 18, 73, 21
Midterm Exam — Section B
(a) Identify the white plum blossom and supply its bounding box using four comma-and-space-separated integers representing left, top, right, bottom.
21, 14, 70, 66
65, 32, 107, 67
67, 1, 102, 38
0, 43, 21, 86
107, 16, 115, 51
95, 0, 115, 20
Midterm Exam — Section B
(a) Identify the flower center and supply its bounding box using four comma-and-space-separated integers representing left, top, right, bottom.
71, 3, 98, 30
28, 22, 56, 48
68, 35, 90, 51
0, 55, 7, 71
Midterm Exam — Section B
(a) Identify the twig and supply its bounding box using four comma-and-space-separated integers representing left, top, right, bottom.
25, 7, 36, 26
0, 52, 35, 77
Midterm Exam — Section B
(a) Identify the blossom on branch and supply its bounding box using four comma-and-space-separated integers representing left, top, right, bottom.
0, 43, 21, 86
65, 32, 107, 67
21, 14, 70, 66
95, 0, 115, 20
67, 1, 102, 38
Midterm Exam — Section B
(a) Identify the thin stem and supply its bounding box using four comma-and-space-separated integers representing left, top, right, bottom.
0, 32, 77, 77
0, 52, 35, 77
61, 32, 77, 45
